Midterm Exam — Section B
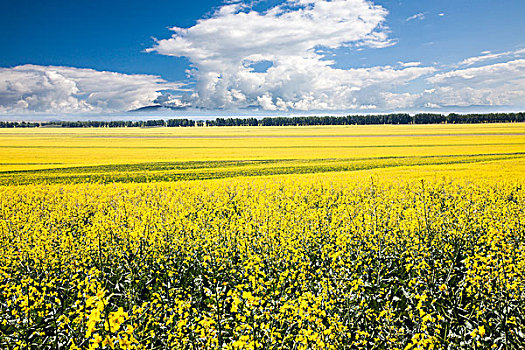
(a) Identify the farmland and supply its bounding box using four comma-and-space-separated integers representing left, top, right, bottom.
1, 123, 525, 182
0, 124, 524, 349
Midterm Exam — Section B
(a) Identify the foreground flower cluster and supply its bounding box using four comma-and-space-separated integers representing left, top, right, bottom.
0, 175, 524, 349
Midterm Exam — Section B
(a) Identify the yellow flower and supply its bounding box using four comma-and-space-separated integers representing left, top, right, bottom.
478, 325, 485, 337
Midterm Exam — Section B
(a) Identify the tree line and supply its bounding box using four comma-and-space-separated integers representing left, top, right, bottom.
0, 119, 196, 128
1, 112, 524, 128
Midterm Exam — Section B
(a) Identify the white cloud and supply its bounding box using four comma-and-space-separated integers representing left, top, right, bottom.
0, 65, 185, 114
398, 61, 421, 67
459, 47, 525, 66
460, 52, 509, 66
406, 13, 425, 22
380, 92, 418, 109
4, 1, 524, 115
431, 59, 525, 83
257, 94, 278, 111
148, 0, 436, 111
421, 59, 525, 107
367, 57, 525, 110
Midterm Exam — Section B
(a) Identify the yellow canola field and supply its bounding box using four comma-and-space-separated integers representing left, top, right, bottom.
0, 124, 525, 349
1, 123, 525, 171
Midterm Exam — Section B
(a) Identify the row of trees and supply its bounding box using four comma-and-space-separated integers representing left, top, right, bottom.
0, 121, 40, 128
259, 113, 525, 126
0, 119, 195, 128
1, 113, 524, 128
206, 118, 259, 126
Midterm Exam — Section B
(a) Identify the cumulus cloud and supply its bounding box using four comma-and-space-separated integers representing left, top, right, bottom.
148, 0, 436, 111
365, 58, 525, 110
420, 59, 525, 107
0, 65, 186, 114
4, 1, 524, 115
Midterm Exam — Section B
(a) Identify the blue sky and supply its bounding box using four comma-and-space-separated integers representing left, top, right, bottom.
1, 0, 524, 116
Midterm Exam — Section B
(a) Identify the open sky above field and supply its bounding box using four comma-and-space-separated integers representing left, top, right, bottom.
1, 0, 525, 117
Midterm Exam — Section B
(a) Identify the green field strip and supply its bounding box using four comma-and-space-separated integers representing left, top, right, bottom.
1, 152, 524, 186
2, 152, 524, 176
0, 159, 292, 175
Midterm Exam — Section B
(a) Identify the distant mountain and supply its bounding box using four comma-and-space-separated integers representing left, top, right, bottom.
129, 105, 189, 113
